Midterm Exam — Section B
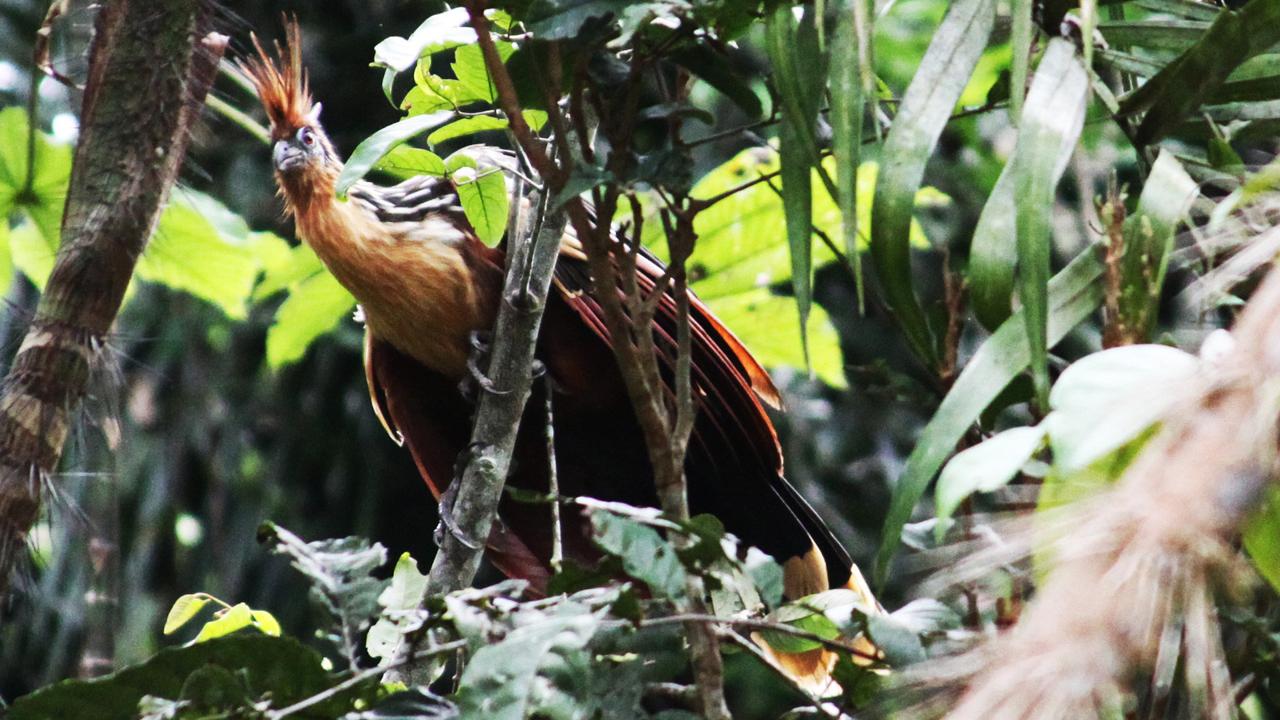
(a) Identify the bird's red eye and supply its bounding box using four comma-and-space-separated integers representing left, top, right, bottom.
298, 127, 315, 146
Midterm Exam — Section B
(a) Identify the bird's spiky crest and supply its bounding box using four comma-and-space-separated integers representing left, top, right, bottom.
238, 18, 314, 141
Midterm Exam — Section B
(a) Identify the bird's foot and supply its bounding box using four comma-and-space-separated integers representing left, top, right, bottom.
434, 444, 487, 551
460, 331, 509, 400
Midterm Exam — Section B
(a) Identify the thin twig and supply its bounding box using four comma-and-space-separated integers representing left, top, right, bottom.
640, 613, 880, 662
269, 640, 467, 719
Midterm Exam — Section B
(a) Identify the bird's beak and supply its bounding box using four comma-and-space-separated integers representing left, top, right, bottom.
273, 140, 306, 173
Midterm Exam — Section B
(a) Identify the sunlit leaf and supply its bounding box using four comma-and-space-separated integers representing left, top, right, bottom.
265, 270, 356, 368
452, 166, 509, 246
1045, 344, 1200, 473
163, 593, 214, 635
429, 116, 509, 147
191, 603, 255, 643
373, 8, 476, 72
935, 425, 1046, 538
336, 111, 454, 196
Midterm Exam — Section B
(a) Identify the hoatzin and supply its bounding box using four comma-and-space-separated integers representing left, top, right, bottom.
240, 23, 878, 692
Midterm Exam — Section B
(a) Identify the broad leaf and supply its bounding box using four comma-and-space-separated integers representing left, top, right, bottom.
1045, 344, 1200, 473
934, 425, 1046, 538
265, 270, 356, 368
337, 111, 454, 196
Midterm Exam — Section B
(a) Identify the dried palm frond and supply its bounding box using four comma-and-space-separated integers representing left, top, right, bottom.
894, 236, 1280, 718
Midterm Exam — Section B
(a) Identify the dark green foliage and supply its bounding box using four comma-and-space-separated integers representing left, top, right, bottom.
10, 635, 372, 720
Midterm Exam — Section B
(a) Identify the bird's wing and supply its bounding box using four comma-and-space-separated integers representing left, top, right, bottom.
548, 238, 856, 592
365, 331, 552, 591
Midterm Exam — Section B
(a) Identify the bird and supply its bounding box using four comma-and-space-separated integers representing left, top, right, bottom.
238, 21, 878, 692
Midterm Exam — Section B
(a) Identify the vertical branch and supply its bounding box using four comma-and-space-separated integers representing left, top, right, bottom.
423, 190, 566, 595
463, 5, 731, 716
0, 0, 225, 597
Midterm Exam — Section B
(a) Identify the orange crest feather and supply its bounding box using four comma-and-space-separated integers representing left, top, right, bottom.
237, 18, 314, 141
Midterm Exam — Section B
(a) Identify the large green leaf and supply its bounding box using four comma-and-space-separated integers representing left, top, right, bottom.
645, 151, 940, 386
265, 270, 357, 368
870, 0, 995, 367
875, 248, 1105, 586
452, 166, 509, 247
709, 288, 846, 388
139, 193, 290, 320
336, 111, 454, 197
9, 636, 352, 720
1044, 344, 1199, 473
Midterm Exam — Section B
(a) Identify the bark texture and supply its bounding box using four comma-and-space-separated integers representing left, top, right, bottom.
0, 0, 225, 597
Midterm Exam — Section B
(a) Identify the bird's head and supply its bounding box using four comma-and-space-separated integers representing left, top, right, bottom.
237, 20, 337, 182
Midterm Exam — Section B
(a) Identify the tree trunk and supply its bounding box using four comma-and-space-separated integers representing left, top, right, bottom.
0, 0, 226, 599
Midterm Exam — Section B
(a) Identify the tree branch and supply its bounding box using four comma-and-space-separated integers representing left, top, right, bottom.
0, 0, 225, 597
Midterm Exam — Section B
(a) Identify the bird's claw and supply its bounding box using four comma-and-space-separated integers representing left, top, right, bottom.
460, 331, 511, 398
434, 446, 486, 550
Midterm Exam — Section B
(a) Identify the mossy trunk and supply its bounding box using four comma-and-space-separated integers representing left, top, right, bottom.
0, 0, 226, 598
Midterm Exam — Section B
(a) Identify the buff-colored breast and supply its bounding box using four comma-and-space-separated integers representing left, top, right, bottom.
296, 198, 498, 379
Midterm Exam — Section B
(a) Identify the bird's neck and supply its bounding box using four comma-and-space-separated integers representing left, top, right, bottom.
278, 163, 342, 218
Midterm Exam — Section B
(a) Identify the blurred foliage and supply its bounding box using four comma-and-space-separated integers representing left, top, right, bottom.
3, 0, 1280, 717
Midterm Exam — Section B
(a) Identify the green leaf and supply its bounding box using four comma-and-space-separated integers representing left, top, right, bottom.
1244, 485, 1280, 595
971, 40, 1089, 331
453, 167, 509, 246
935, 425, 1046, 540
1009, 0, 1033, 122
710, 288, 846, 388
452, 42, 515, 105
870, 0, 996, 367
336, 111, 455, 197
1116, 150, 1198, 340
1120, 0, 1280, 146
10, 636, 352, 720
429, 116, 510, 147
368, 552, 430, 663
259, 524, 389, 668
191, 603, 255, 643
1044, 344, 1199, 473
590, 509, 687, 599
776, 108, 814, 371
455, 607, 607, 720
1014, 39, 1089, 408
374, 146, 448, 181
163, 593, 214, 635
0, 220, 11, 297
10, 218, 55, 290
139, 193, 289, 320
864, 613, 925, 666
250, 610, 282, 637
373, 8, 476, 72
670, 45, 763, 120
830, 0, 868, 312
876, 248, 1106, 586
265, 270, 356, 368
